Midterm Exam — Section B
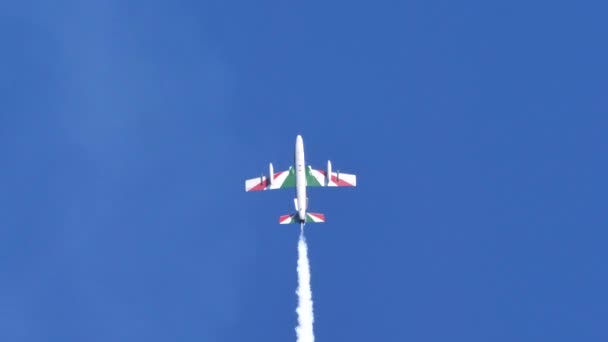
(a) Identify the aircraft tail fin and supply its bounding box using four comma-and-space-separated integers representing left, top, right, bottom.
279, 212, 326, 224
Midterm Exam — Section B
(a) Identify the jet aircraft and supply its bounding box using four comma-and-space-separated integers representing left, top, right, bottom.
245, 135, 357, 224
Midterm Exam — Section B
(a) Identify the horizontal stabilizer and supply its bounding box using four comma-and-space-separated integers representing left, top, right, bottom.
306, 212, 326, 223
279, 212, 326, 224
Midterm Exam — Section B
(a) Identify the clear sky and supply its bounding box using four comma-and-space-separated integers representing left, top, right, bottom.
1, 0, 606, 341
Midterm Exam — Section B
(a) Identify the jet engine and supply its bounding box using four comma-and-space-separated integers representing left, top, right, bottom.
269, 163, 274, 185
326, 160, 332, 185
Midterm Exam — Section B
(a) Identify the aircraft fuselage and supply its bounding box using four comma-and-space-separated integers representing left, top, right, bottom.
295, 134, 307, 221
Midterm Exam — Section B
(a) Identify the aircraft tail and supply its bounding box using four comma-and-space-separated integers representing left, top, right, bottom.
279, 212, 326, 224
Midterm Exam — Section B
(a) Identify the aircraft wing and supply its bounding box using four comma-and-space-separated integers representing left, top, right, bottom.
306, 165, 357, 187
245, 166, 296, 191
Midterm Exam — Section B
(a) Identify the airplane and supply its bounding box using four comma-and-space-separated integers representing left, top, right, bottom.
245, 134, 357, 225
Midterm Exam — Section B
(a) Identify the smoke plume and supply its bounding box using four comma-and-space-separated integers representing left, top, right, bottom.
295, 224, 314, 342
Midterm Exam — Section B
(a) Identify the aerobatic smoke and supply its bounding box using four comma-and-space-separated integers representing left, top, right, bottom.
296, 224, 315, 342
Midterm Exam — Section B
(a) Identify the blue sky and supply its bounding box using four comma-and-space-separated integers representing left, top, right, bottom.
1, 0, 606, 341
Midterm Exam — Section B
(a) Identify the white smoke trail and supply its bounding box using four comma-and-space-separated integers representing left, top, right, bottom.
296, 224, 314, 342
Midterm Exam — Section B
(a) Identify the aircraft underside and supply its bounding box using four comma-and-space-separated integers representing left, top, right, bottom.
245, 135, 357, 224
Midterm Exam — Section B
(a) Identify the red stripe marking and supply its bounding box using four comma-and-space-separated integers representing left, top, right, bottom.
279, 214, 294, 223
249, 178, 269, 191
330, 175, 353, 186
309, 213, 325, 220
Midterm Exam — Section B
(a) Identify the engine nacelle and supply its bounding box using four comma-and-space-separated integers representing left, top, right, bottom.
269, 163, 274, 185
326, 160, 332, 185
